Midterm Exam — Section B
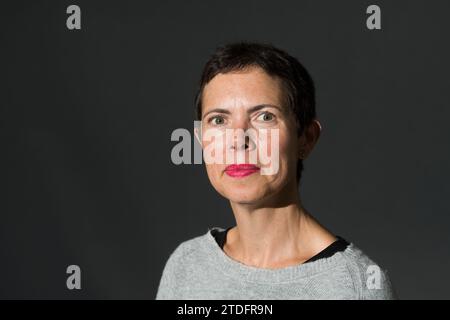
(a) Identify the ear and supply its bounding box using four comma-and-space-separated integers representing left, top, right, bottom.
314, 119, 323, 133
298, 119, 322, 159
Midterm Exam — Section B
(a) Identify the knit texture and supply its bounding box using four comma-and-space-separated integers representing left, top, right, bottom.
156, 227, 397, 300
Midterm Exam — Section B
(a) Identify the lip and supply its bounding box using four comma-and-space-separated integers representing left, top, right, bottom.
224, 164, 260, 178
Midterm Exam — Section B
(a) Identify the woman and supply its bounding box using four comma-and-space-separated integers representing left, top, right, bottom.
156, 42, 397, 299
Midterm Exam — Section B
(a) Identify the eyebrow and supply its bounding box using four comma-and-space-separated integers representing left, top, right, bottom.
202, 104, 283, 119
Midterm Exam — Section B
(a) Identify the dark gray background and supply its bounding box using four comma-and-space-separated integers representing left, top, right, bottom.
1, 0, 449, 299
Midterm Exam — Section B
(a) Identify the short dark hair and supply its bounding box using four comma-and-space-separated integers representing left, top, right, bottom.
194, 42, 316, 183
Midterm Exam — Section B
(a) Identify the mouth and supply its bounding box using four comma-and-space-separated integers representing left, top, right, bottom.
224, 164, 260, 178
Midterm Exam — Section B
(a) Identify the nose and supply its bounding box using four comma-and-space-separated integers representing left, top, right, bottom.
230, 134, 250, 151
228, 118, 256, 152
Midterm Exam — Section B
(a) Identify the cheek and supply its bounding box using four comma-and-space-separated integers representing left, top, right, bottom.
281, 136, 299, 176
278, 133, 295, 161
204, 164, 231, 197
205, 163, 222, 185
201, 128, 228, 159
258, 129, 295, 174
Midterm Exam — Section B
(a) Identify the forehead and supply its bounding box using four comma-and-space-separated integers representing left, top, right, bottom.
202, 67, 285, 111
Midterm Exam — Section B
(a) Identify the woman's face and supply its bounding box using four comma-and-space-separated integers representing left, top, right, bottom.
196, 67, 301, 205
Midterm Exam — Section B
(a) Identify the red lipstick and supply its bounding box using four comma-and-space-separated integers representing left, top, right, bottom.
224, 164, 260, 178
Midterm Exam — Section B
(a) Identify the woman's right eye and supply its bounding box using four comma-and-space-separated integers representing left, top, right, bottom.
209, 116, 225, 125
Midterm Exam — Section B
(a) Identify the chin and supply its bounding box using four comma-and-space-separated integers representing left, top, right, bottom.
226, 193, 263, 204
220, 184, 268, 204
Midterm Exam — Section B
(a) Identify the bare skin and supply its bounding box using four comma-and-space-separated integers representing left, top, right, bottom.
195, 66, 336, 269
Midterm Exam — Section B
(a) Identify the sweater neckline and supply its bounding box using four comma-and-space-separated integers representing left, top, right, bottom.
203, 226, 355, 284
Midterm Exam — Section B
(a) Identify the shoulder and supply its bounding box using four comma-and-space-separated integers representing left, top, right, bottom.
340, 243, 398, 300
163, 230, 210, 267
156, 229, 211, 299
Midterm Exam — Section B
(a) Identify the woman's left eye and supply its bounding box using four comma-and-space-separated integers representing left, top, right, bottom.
256, 112, 275, 122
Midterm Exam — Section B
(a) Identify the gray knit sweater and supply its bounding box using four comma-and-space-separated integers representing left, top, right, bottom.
156, 227, 397, 300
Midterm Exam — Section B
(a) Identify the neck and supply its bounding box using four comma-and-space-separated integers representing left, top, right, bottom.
226, 181, 336, 268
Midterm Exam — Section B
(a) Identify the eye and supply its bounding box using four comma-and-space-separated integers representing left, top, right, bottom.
256, 112, 275, 122
208, 115, 225, 125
